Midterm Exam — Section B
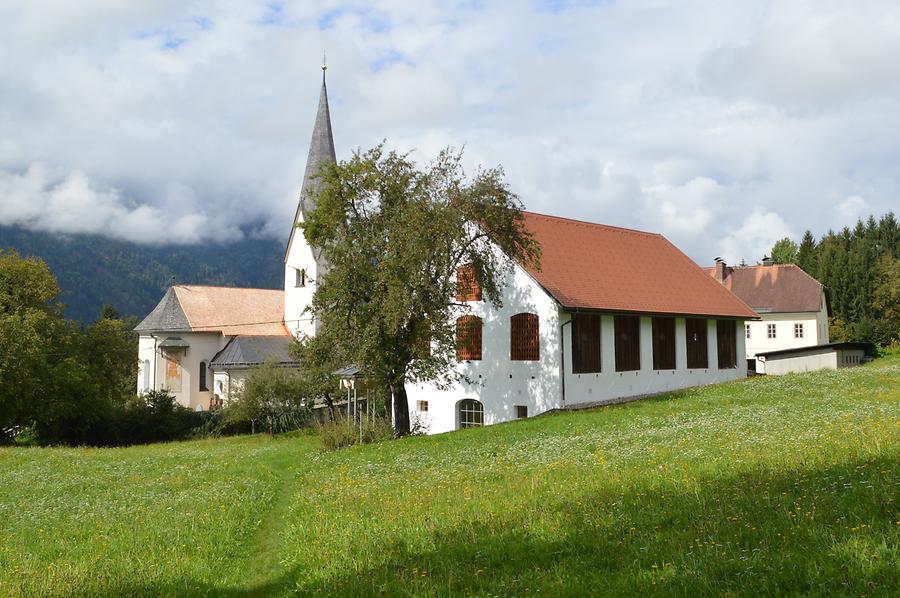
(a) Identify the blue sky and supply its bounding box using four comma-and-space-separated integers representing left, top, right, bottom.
1, 0, 898, 264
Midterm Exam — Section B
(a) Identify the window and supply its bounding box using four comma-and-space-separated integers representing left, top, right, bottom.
458, 399, 484, 428
510, 313, 540, 361
716, 320, 737, 369
142, 359, 150, 391
456, 315, 483, 360
614, 315, 641, 372
745, 324, 751, 339
686, 318, 708, 369
651, 317, 676, 370
515, 405, 528, 419
295, 268, 307, 287
199, 361, 209, 391
794, 323, 804, 338
456, 264, 482, 301
417, 400, 429, 412
767, 323, 776, 339
572, 313, 601, 373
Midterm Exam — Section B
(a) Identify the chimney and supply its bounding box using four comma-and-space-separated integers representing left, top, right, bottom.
761, 256, 774, 266
714, 258, 728, 282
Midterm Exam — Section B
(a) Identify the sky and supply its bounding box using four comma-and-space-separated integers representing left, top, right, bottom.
1, 0, 898, 265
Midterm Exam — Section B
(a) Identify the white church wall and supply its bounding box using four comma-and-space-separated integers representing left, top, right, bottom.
284, 217, 320, 339
137, 332, 226, 411
406, 264, 562, 435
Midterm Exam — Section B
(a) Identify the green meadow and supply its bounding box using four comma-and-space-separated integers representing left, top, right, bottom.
1, 356, 898, 596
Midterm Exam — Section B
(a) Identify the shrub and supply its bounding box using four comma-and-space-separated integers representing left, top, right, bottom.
317, 415, 394, 451
224, 361, 311, 435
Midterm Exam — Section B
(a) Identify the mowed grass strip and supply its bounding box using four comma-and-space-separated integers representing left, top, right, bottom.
1, 356, 898, 596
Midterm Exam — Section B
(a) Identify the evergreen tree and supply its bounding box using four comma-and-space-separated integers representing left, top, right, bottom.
796, 230, 817, 276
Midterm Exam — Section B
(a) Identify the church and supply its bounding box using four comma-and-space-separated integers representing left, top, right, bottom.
135, 68, 758, 434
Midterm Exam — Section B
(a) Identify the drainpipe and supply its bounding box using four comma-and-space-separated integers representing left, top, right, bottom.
559, 317, 572, 408
150, 334, 159, 391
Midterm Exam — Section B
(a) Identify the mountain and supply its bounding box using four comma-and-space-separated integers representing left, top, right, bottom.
0, 225, 285, 322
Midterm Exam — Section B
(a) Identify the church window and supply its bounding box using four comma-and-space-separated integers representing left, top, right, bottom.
510, 313, 539, 361
199, 361, 209, 391
458, 399, 484, 429
686, 318, 708, 369
456, 315, 483, 361
572, 313, 601, 373
296, 268, 307, 287
614, 315, 641, 372
716, 320, 737, 369
142, 359, 151, 391
651, 317, 676, 370
456, 264, 482, 301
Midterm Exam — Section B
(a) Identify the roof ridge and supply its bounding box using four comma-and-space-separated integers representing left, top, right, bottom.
523, 210, 662, 237
174, 284, 283, 292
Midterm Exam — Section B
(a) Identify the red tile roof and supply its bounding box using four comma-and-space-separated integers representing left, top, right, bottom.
519, 212, 757, 319
704, 264, 825, 314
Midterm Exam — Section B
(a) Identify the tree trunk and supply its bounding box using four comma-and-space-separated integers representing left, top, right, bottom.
391, 382, 410, 436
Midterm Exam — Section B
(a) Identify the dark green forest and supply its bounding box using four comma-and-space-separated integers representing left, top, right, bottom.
769, 212, 900, 346
0, 225, 284, 322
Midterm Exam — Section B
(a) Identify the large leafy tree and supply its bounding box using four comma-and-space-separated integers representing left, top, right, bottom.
301, 145, 539, 435
770, 237, 799, 265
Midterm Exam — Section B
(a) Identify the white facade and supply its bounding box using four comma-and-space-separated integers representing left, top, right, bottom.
745, 289, 829, 373
406, 264, 748, 435
137, 332, 226, 411
761, 345, 865, 375
284, 214, 321, 339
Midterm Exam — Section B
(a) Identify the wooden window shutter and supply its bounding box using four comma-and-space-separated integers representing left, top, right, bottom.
572, 313, 601, 373
716, 320, 737, 369
651, 317, 676, 370
456, 264, 482, 302
455, 315, 483, 360
510, 313, 539, 361
686, 318, 708, 369
614, 315, 641, 372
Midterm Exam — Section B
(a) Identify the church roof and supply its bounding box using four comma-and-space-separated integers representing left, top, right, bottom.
135, 285, 289, 336
519, 212, 758, 319
210, 335, 297, 368
284, 67, 336, 262
703, 264, 826, 314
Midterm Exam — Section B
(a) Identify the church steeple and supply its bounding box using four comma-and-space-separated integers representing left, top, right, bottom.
284, 64, 336, 263
299, 63, 336, 216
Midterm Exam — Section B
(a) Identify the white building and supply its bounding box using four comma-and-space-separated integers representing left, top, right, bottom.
136, 67, 759, 430
706, 262, 830, 374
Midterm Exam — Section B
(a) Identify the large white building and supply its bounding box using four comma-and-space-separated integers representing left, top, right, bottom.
137, 69, 759, 431
706, 261, 830, 374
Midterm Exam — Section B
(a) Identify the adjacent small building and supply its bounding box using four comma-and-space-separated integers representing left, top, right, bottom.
707, 262, 830, 373
757, 342, 869, 375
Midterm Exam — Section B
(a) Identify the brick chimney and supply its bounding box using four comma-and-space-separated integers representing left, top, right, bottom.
714, 259, 729, 283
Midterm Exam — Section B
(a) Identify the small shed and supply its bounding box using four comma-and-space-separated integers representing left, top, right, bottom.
756, 342, 871, 375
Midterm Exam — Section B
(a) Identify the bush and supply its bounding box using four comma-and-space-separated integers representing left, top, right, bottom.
317, 415, 394, 451
119, 389, 200, 445
224, 361, 312, 435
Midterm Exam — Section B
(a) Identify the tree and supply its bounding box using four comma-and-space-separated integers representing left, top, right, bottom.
770, 237, 799, 265
872, 254, 900, 346
302, 145, 539, 435
796, 230, 817, 276
226, 360, 309, 435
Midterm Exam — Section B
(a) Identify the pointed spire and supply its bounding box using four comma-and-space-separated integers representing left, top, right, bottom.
299, 62, 336, 215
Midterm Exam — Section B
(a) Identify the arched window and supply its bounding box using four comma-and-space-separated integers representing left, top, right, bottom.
458, 399, 484, 429
510, 313, 539, 361
456, 315, 483, 360
199, 361, 209, 391
456, 264, 482, 301
142, 359, 151, 391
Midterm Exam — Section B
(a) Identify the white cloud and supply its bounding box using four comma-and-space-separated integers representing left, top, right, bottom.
718, 208, 794, 266
1, 0, 898, 261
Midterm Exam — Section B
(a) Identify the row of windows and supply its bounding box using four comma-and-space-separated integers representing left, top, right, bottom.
573, 315, 737, 373
455, 313, 540, 361
746, 322, 805, 340
416, 399, 528, 429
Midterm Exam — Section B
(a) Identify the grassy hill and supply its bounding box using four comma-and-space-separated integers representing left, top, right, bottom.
0, 225, 284, 322
1, 357, 898, 596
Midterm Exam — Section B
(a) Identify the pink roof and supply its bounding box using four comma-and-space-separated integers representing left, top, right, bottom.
520, 212, 758, 319
173, 286, 288, 336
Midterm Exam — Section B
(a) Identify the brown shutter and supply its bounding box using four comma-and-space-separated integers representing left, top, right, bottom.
455, 315, 483, 360
716, 319, 737, 369
686, 318, 708, 369
510, 313, 539, 361
572, 313, 601, 373
614, 315, 641, 372
651, 317, 676, 370
456, 264, 482, 302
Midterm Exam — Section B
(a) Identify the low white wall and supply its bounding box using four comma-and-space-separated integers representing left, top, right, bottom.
763, 347, 864, 375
